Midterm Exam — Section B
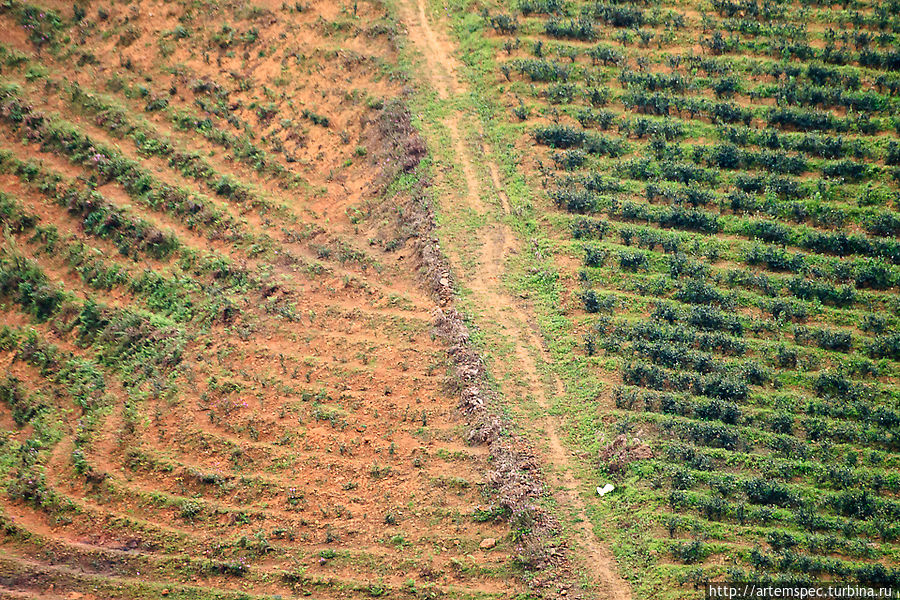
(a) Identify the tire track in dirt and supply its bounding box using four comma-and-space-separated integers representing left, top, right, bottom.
398, 1, 631, 598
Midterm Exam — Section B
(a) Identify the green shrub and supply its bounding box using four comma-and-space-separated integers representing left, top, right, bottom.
0, 376, 42, 426
671, 540, 708, 564
0, 254, 66, 320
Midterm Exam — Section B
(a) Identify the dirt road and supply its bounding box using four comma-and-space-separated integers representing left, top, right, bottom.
397, 1, 632, 598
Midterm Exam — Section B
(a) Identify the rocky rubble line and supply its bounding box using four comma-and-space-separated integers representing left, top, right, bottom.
369, 98, 580, 594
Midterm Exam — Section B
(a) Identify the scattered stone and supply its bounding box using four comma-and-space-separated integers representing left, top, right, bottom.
479, 538, 497, 550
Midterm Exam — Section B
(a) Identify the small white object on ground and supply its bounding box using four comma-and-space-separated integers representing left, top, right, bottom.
596, 483, 615, 496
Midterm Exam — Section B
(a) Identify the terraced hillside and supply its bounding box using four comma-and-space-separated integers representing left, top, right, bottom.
0, 1, 533, 598
3, 0, 900, 596
425, 0, 900, 596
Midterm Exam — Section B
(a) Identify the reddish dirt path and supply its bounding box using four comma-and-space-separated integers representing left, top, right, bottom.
397, 0, 632, 598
